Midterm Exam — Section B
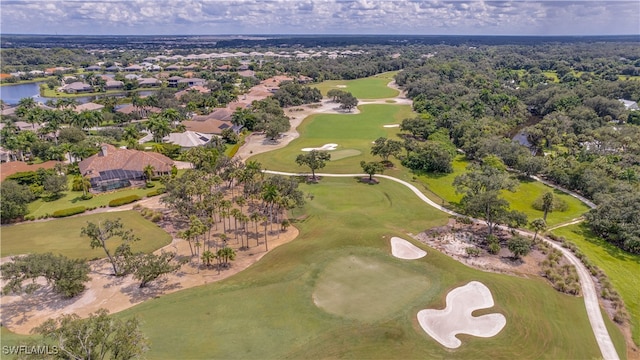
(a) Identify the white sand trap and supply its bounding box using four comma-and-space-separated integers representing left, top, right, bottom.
336, 85, 347, 88
301, 143, 338, 151
390, 237, 426, 259
383, 124, 400, 128
417, 281, 506, 349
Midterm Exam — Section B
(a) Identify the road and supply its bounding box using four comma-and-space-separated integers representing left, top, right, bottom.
264, 170, 620, 360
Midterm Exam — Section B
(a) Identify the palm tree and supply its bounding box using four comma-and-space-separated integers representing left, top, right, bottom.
261, 214, 269, 251
15, 97, 36, 118
250, 212, 261, 245
261, 183, 279, 226
216, 247, 236, 268
237, 213, 250, 249
234, 196, 246, 213
74, 110, 102, 130
529, 218, 547, 242
161, 108, 184, 127
230, 208, 242, 244
201, 250, 216, 267
72, 174, 92, 197
123, 125, 139, 149
146, 114, 171, 143
143, 164, 155, 184
23, 107, 44, 130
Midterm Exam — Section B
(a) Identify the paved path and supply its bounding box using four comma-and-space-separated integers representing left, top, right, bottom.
264, 170, 619, 360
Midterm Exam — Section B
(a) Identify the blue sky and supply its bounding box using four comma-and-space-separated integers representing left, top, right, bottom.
1, 0, 639, 36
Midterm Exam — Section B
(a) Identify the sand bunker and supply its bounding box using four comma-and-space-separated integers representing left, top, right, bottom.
301, 143, 338, 151
383, 124, 400, 128
336, 85, 347, 88
390, 237, 426, 259
417, 281, 506, 349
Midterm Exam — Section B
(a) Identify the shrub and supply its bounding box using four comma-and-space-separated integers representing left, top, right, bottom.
145, 182, 155, 188
488, 242, 501, 255
146, 188, 166, 197
81, 193, 94, 200
465, 247, 481, 257
228, 143, 241, 157
532, 194, 569, 212
52, 206, 86, 218
108, 195, 141, 207
150, 213, 163, 223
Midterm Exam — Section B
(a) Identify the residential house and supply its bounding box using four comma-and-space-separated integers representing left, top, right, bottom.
174, 85, 210, 99
60, 82, 93, 93
138, 78, 161, 87
85, 65, 102, 72
105, 80, 124, 90
165, 65, 182, 71
116, 104, 162, 118
104, 65, 122, 72
124, 64, 143, 72
164, 131, 213, 148
79, 144, 173, 192
74, 102, 105, 113
183, 118, 237, 135
168, 76, 184, 87
178, 77, 206, 87
619, 99, 639, 111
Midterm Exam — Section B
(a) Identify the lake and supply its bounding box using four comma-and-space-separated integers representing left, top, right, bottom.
0, 82, 155, 106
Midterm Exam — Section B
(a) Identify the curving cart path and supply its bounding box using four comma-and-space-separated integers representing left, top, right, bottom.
264, 170, 619, 360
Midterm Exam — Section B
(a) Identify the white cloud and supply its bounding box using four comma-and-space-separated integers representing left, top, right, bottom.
0, 0, 638, 35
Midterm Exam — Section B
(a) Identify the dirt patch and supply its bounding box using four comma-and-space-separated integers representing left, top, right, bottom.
414, 220, 545, 278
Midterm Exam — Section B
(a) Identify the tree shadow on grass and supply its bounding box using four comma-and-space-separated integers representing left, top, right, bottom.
571, 223, 640, 264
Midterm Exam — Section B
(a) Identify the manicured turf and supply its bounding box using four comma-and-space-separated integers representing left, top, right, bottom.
501, 178, 591, 226
27, 181, 161, 218
313, 254, 431, 322
415, 156, 589, 226
313, 72, 399, 99
552, 224, 640, 346
252, 103, 413, 173
0, 210, 171, 259
112, 177, 625, 359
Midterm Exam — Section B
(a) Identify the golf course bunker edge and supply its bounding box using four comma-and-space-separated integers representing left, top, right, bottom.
417, 281, 506, 349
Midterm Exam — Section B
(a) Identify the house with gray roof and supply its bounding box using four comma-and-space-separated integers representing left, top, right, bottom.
60, 82, 93, 93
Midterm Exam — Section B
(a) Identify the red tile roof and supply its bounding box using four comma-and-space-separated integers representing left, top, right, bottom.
78, 144, 173, 180
1, 161, 61, 182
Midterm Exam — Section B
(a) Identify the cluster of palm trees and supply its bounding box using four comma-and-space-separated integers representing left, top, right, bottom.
145, 108, 185, 143
161, 151, 304, 270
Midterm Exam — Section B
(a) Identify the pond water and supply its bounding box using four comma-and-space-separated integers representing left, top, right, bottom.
0, 82, 155, 106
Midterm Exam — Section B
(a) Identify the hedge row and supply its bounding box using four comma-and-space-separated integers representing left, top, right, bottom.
228, 143, 241, 157
108, 195, 141, 207
52, 206, 86, 218
146, 188, 166, 197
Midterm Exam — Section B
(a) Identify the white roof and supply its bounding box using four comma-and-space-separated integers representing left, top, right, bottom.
165, 131, 213, 148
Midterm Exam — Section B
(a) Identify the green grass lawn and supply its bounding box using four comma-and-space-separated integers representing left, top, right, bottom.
501, 178, 590, 226
27, 181, 161, 219
552, 224, 640, 347
109, 177, 625, 359
252, 103, 413, 173
253, 100, 589, 228
312, 72, 400, 99
0, 210, 171, 259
